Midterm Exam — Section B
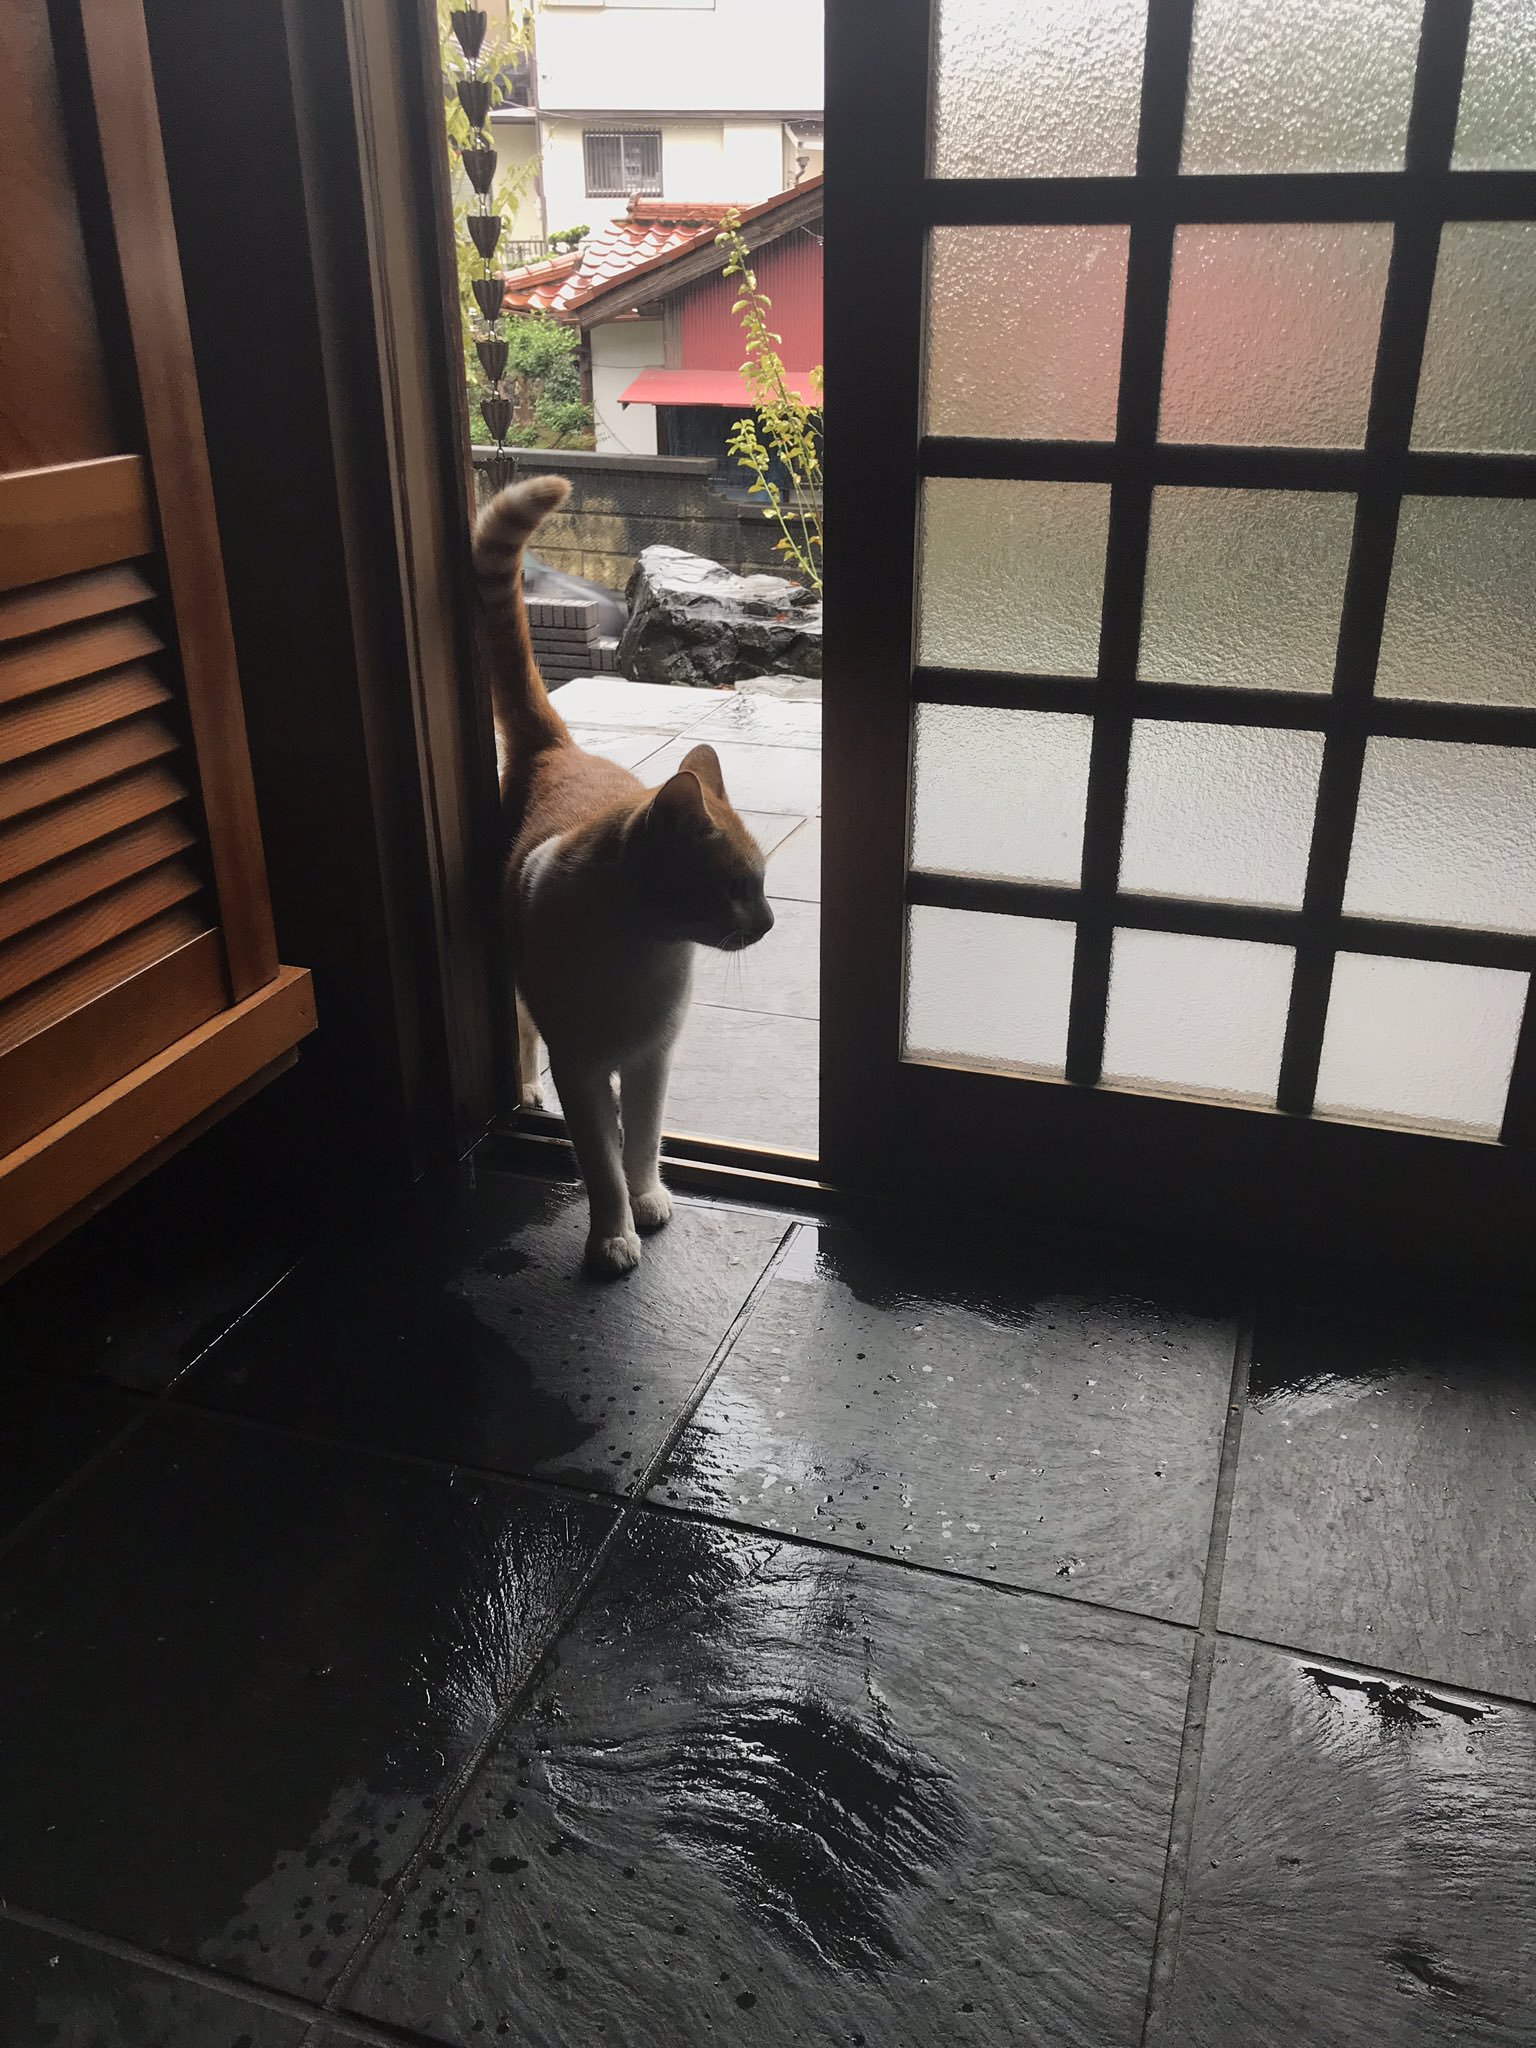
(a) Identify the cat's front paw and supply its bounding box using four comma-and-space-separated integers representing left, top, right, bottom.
518, 1082, 546, 1111
585, 1228, 642, 1278
630, 1184, 673, 1232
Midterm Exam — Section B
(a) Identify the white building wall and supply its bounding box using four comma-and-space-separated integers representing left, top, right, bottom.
534, 0, 824, 115
485, 115, 545, 242
719, 123, 786, 198
589, 318, 665, 454
540, 118, 785, 235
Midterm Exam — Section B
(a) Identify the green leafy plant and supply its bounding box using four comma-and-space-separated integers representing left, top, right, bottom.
535, 398, 595, 444
717, 211, 823, 596
547, 224, 590, 252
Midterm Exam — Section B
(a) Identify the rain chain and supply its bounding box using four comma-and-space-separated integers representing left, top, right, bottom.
452, 7, 514, 453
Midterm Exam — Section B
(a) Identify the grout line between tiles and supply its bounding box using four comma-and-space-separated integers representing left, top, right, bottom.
1203, 1624, 1536, 1717
0, 1239, 336, 1573
0, 1902, 424, 2048
150, 1369, 1210, 1640
632, 1220, 805, 1499
316, 1494, 633, 2022
691, 997, 821, 1025
316, 1218, 802, 2025
1139, 1314, 1253, 2046
0, 1408, 152, 1574
156, 1220, 808, 1514
629, 1489, 1201, 1637
169, 1255, 315, 1385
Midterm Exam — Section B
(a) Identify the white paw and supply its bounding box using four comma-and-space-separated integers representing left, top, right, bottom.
630, 1185, 673, 1232
518, 1083, 546, 1111
585, 1228, 642, 1277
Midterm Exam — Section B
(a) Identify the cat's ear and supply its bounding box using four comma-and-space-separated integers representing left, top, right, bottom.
677, 743, 727, 800
649, 767, 711, 833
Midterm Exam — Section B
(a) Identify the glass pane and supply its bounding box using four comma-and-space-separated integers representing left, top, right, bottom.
1316, 953, 1528, 1136
1160, 224, 1392, 447
1139, 488, 1354, 692
1344, 738, 1536, 934
918, 478, 1110, 676
932, 0, 1147, 178
1413, 223, 1536, 454
1454, 0, 1536, 169
1376, 498, 1536, 708
1120, 722, 1325, 908
926, 226, 1129, 442
903, 906, 1076, 1075
911, 704, 1093, 884
1182, 0, 1419, 174
1102, 929, 1294, 1104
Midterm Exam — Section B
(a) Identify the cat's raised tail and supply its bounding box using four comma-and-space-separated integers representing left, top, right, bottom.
472, 474, 573, 765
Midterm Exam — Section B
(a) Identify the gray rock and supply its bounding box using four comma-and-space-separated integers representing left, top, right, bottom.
617, 546, 821, 687
734, 673, 822, 701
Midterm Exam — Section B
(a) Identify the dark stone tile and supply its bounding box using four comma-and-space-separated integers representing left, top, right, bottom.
0, 1370, 143, 1542
342, 1512, 1192, 2047
1159, 1638, 1536, 2046
694, 895, 819, 1020
655, 1225, 1236, 1624
179, 1169, 785, 1495
0, 1407, 614, 2002
0, 1921, 306, 2048
664, 1004, 819, 1153
0, 1129, 305, 1394
1221, 1300, 1536, 1701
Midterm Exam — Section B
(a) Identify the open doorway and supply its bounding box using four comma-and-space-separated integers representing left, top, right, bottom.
441, 0, 824, 1162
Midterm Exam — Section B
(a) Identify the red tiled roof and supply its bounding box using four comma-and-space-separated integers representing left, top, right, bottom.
500, 177, 823, 324
499, 250, 583, 317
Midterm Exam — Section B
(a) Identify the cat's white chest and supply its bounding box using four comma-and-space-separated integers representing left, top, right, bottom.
518, 833, 693, 1064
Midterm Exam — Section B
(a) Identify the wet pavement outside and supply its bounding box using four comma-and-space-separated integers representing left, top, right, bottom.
2, 1150, 1534, 2046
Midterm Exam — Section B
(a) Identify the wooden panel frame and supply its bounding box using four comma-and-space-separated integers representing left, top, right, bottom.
59, 0, 280, 1000
0, 0, 318, 1253
0, 459, 153, 593
0, 928, 226, 1154
0, 962, 316, 1266
312, 0, 509, 1134
140, 0, 527, 1178
822, 0, 1536, 1288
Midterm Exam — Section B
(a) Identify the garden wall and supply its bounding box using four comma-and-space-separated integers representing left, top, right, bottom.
472, 446, 799, 591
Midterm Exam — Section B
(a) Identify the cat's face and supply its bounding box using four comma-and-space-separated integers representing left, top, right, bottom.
632, 744, 775, 951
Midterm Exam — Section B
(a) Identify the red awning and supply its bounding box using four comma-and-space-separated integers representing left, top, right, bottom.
616, 367, 820, 408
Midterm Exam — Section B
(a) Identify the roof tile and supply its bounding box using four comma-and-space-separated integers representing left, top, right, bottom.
500, 178, 822, 322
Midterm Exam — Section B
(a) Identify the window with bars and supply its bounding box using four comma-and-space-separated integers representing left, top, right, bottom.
900, 0, 1536, 1148
583, 129, 663, 198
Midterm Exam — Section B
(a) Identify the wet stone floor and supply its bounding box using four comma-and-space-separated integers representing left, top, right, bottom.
2, 1148, 1534, 2046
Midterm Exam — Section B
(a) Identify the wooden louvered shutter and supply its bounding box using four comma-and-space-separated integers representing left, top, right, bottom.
0, 0, 314, 1271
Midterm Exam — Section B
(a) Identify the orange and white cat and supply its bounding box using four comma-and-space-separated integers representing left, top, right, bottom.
474, 476, 773, 1276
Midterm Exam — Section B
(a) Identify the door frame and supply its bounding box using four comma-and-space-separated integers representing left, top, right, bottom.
142, 0, 508, 1186
821, 0, 1536, 1287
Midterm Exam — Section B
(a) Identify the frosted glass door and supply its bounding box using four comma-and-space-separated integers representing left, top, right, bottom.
903, 0, 1536, 1144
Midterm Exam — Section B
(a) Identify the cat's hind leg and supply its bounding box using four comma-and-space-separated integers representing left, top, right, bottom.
620, 1038, 675, 1232
515, 991, 545, 1111
551, 1051, 640, 1276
